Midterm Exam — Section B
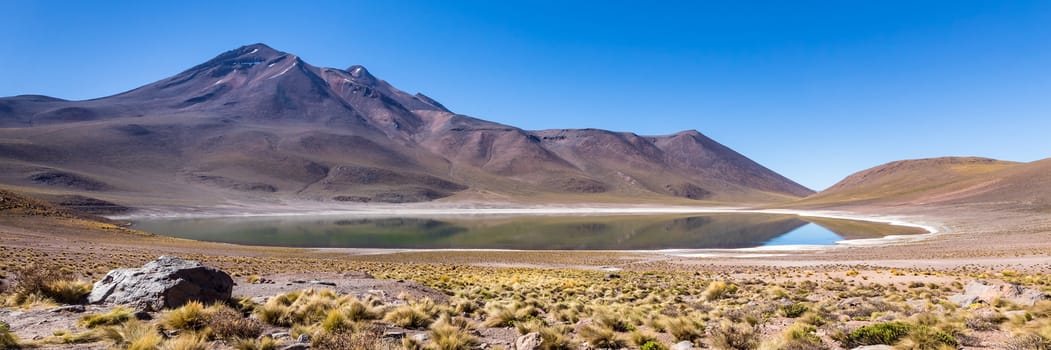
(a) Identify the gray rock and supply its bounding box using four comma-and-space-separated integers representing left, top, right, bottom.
87, 256, 234, 311
671, 340, 695, 350
950, 280, 1050, 307
516, 332, 542, 350
48, 305, 85, 313
412, 332, 430, 342
852, 346, 894, 350
383, 330, 406, 339
296, 333, 311, 343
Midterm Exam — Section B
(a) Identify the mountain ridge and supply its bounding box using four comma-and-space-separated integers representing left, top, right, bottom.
0, 43, 813, 209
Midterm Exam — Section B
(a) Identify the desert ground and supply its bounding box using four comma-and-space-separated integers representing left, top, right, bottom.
1, 193, 1049, 349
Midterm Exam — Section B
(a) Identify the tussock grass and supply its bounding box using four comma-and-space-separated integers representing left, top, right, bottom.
161, 301, 208, 332
100, 319, 163, 350
80, 307, 135, 328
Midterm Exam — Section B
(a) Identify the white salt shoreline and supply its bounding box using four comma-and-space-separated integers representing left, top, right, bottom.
111, 204, 945, 256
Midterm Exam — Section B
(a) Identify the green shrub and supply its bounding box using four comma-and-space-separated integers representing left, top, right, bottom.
843, 321, 911, 347
779, 303, 809, 318
0, 321, 19, 349
640, 340, 668, 350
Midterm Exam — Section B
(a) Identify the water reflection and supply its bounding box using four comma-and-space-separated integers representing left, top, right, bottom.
132, 213, 924, 250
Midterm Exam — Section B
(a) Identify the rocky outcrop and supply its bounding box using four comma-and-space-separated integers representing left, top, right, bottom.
87, 256, 233, 311
515, 332, 541, 350
949, 280, 1050, 307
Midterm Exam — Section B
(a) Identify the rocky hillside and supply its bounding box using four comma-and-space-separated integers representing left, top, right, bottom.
796, 156, 1051, 210
0, 44, 812, 209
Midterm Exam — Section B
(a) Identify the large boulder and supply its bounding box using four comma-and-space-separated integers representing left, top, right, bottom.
87, 256, 233, 311
949, 280, 1050, 307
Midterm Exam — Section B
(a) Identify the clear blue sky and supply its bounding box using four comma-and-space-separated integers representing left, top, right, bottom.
2, 1, 1049, 190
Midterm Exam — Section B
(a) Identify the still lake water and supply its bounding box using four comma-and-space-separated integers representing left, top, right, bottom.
131, 213, 926, 250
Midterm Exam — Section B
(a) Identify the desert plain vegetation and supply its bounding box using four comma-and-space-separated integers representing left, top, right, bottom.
1, 187, 1050, 350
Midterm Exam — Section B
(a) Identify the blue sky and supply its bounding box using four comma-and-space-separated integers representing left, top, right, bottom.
2, 1, 1049, 190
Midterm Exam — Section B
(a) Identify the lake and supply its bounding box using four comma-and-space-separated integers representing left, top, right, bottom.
131, 213, 927, 250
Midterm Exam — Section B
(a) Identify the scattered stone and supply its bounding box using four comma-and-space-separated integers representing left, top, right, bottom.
383, 330, 406, 339
87, 256, 234, 311
292, 280, 307, 284
48, 305, 85, 313
412, 333, 430, 342
296, 333, 311, 343
268, 332, 291, 339
515, 332, 542, 350
950, 280, 1050, 307
310, 280, 337, 286
133, 310, 152, 320
671, 341, 695, 350
604, 273, 621, 279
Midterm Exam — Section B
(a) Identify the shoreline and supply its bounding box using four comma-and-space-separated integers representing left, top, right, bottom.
114, 205, 945, 255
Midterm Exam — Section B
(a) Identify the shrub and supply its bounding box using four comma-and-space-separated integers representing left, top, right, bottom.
7, 263, 90, 305
896, 325, 958, 350
630, 331, 664, 349
640, 340, 668, 350
206, 304, 264, 340
1004, 333, 1051, 350
770, 323, 827, 350
0, 321, 18, 349
79, 307, 135, 328
710, 321, 760, 350
704, 281, 738, 301
312, 324, 389, 350
594, 308, 635, 332
842, 321, 911, 347
42, 280, 92, 304
663, 315, 706, 343
779, 303, 809, 318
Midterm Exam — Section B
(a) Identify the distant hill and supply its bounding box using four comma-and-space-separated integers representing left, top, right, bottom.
796, 156, 1051, 210
0, 44, 812, 209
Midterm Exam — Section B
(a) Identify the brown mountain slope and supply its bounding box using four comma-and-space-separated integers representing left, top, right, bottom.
793, 156, 1051, 209
0, 44, 812, 210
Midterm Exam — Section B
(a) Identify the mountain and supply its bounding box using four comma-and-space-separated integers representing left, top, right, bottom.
796, 156, 1051, 210
0, 43, 812, 209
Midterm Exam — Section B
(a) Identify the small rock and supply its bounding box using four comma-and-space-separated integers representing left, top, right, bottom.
296, 333, 311, 343
49, 305, 86, 313
310, 280, 337, 286
516, 332, 542, 350
412, 333, 430, 342
383, 330, 406, 339
671, 341, 695, 350
133, 310, 152, 320
604, 273, 621, 279
292, 280, 306, 284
